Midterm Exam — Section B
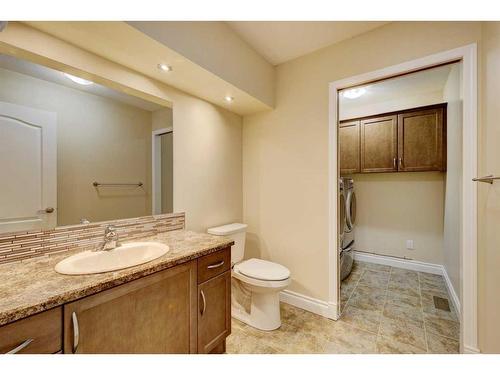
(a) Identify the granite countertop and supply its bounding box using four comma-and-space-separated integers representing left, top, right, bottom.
0, 230, 233, 326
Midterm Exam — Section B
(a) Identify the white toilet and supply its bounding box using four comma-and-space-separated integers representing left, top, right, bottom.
207, 223, 291, 331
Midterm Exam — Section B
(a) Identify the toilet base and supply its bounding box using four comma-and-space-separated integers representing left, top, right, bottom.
231, 272, 291, 331
232, 291, 282, 331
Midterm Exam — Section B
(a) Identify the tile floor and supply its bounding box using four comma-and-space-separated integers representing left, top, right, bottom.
226, 261, 460, 354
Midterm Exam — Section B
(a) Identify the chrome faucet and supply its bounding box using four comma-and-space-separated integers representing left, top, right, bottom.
96, 225, 120, 251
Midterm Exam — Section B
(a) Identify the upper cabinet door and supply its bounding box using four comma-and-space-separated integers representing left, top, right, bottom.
397, 107, 446, 172
339, 120, 360, 175
0, 101, 57, 233
360, 115, 398, 173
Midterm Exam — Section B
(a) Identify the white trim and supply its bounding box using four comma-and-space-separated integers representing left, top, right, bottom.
353, 251, 442, 275
280, 289, 338, 320
151, 127, 173, 215
463, 345, 481, 354
328, 44, 478, 353
353, 251, 461, 319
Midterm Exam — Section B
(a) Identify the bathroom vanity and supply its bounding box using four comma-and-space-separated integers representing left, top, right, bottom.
0, 230, 233, 354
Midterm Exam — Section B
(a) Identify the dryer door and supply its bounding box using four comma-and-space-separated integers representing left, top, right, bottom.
346, 190, 356, 231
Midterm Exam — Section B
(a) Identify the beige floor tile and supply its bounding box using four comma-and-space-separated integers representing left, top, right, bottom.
382, 303, 424, 325
387, 281, 420, 298
390, 273, 419, 288
390, 268, 419, 279
386, 291, 421, 309
348, 284, 387, 312
420, 281, 448, 295
340, 305, 382, 333
364, 263, 391, 273
323, 321, 377, 354
376, 335, 427, 354
226, 329, 279, 354
358, 269, 390, 289
379, 316, 427, 350
424, 314, 460, 340
426, 333, 460, 354
418, 272, 446, 285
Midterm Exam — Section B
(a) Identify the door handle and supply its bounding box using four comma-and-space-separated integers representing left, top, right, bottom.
72, 312, 79, 354
45, 207, 55, 213
6, 338, 34, 354
200, 290, 206, 316
472, 175, 500, 184
207, 260, 225, 269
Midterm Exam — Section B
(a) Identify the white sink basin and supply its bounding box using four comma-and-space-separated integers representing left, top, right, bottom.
54, 242, 169, 275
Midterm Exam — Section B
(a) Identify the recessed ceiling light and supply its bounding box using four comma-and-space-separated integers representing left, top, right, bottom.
157, 63, 172, 72
63, 73, 93, 86
224, 96, 234, 103
342, 87, 367, 99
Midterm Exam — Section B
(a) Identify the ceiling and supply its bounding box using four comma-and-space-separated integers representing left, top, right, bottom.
226, 21, 389, 65
339, 63, 457, 120
0, 53, 163, 111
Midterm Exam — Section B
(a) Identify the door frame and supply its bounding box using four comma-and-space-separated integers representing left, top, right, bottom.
151, 127, 173, 215
328, 44, 478, 353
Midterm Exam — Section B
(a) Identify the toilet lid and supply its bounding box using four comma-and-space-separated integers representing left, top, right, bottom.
235, 258, 290, 281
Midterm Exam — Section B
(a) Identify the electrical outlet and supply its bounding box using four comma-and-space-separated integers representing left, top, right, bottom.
406, 240, 414, 250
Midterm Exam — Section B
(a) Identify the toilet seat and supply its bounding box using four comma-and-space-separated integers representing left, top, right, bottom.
234, 258, 290, 281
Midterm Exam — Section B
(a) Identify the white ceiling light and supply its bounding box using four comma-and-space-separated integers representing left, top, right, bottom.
224, 96, 234, 103
157, 63, 172, 72
342, 87, 366, 99
63, 73, 93, 86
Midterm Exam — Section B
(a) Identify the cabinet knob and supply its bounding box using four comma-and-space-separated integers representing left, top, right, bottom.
45, 207, 55, 213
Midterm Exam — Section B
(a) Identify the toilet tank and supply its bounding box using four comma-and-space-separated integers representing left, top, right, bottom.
207, 223, 247, 265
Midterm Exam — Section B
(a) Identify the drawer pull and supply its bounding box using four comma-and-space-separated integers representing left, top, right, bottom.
6, 338, 34, 354
207, 260, 225, 269
72, 312, 79, 354
200, 290, 206, 316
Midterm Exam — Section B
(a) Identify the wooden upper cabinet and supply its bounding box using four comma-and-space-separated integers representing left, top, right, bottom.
339, 120, 360, 175
63, 261, 197, 354
360, 115, 398, 173
397, 106, 446, 172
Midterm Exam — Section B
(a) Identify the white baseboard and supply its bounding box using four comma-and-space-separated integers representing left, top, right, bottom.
463, 345, 481, 354
280, 289, 338, 320
353, 251, 443, 274
353, 251, 461, 319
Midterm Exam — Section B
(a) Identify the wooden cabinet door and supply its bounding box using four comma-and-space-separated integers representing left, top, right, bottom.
397, 107, 446, 172
339, 120, 360, 175
197, 271, 231, 353
0, 308, 62, 354
360, 115, 398, 173
63, 261, 197, 354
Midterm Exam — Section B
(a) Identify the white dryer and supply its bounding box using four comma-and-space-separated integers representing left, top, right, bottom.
340, 177, 356, 280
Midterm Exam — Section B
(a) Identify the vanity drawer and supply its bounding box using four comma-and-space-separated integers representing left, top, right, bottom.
0, 307, 62, 354
197, 247, 231, 284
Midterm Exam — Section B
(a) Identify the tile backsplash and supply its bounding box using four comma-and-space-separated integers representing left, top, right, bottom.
0, 212, 185, 265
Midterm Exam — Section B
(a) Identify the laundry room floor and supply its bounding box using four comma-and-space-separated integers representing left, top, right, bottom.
226, 261, 460, 354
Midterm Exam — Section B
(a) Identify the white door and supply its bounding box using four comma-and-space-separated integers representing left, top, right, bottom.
0, 101, 57, 233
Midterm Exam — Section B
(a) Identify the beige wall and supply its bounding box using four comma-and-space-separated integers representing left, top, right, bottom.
0, 22, 243, 235
243, 22, 481, 307
0, 67, 153, 226
352, 172, 445, 264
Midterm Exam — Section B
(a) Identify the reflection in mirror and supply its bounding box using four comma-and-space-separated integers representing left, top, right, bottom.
0, 54, 173, 233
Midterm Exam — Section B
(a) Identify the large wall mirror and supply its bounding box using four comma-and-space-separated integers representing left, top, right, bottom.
0, 54, 174, 233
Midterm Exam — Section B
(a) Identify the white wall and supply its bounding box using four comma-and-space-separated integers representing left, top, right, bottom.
443, 63, 463, 300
